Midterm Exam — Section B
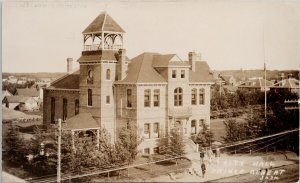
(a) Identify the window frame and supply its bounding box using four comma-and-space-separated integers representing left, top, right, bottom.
144, 123, 150, 139
174, 87, 183, 106
181, 70, 185, 78
172, 70, 177, 78
191, 120, 196, 134
75, 99, 79, 115
153, 122, 159, 138
199, 88, 205, 105
144, 89, 151, 107
127, 89, 132, 108
50, 97, 55, 123
106, 95, 110, 104
62, 98, 68, 121
191, 88, 197, 105
153, 89, 160, 107
88, 89, 93, 106
106, 69, 111, 80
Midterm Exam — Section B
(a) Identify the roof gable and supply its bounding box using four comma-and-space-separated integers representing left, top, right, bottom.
49, 69, 80, 90
83, 12, 125, 34
64, 113, 100, 130
152, 54, 190, 67
15, 88, 39, 97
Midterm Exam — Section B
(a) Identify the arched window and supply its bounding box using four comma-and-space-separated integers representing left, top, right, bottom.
191, 88, 197, 105
199, 88, 205, 105
88, 89, 92, 106
106, 69, 111, 80
174, 87, 183, 106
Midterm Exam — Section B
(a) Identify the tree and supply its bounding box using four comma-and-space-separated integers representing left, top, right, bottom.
222, 118, 247, 143
115, 124, 141, 164
193, 122, 214, 148
4, 124, 28, 166
169, 127, 185, 156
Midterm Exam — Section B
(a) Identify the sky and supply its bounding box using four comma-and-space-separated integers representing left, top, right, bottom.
2, 0, 300, 72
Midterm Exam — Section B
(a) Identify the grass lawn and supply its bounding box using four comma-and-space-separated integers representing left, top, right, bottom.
210, 114, 248, 143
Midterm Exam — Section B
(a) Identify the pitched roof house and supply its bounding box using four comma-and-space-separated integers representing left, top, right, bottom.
2, 96, 38, 111
238, 78, 274, 92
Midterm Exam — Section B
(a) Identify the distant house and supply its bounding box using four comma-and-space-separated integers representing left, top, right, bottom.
15, 88, 40, 100
2, 96, 39, 111
238, 78, 274, 92
270, 78, 299, 95
220, 75, 236, 86
2, 90, 12, 100
17, 80, 27, 85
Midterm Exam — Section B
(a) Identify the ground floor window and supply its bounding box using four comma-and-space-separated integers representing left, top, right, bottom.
153, 147, 159, 154
144, 148, 150, 154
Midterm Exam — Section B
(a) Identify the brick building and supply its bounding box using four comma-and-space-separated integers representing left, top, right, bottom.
43, 12, 214, 154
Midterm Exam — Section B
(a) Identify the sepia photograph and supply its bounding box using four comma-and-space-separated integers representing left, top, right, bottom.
1, 0, 299, 182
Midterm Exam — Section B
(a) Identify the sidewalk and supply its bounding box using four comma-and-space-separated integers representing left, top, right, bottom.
150, 152, 298, 182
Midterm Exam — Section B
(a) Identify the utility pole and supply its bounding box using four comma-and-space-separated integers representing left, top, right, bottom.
57, 118, 62, 183
263, 26, 267, 123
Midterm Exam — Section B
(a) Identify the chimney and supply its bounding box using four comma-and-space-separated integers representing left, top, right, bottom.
117, 49, 127, 80
67, 58, 73, 74
188, 51, 197, 72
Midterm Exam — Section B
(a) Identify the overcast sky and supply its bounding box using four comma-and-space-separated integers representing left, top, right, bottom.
2, 0, 300, 72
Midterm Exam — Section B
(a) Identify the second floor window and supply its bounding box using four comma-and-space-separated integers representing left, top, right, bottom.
191, 88, 197, 105
153, 89, 160, 107
106, 96, 110, 104
106, 69, 111, 80
144, 89, 151, 107
181, 70, 185, 78
127, 89, 132, 108
153, 122, 159, 138
174, 87, 183, 106
63, 98, 67, 121
88, 89, 92, 106
172, 70, 176, 78
199, 88, 205, 105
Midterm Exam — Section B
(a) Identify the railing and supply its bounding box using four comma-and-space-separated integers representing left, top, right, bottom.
83, 44, 123, 51
168, 107, 192, 118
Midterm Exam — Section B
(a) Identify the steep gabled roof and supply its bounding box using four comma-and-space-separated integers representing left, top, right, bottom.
64, 113, 100, 130
189, 62, 214, 83
15, 88, 39, 97
220, 75, 235, 84
116, 52, 167, 84
152, 54, 190, 67
83, 12, 125, 34
49, 69, 80, 90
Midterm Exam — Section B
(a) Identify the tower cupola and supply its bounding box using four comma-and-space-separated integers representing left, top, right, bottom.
82, 12, 125, 51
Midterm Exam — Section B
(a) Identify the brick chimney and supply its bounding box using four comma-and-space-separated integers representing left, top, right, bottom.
117, 49, 127, 80
188, 51, 197, 72
67, 58, 73, 74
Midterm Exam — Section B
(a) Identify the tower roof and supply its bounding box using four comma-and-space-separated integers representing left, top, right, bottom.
83, 12, 125, 34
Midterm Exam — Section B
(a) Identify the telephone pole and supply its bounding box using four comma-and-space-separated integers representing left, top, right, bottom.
57, 118, 62, 183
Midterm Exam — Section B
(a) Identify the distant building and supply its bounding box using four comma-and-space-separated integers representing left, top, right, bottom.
15, 88, 40, 100
2, 96, 39, 111
219, 75, 236, 86
43, 12, 214, 154
238, 78, 274, 92
2, 90, 12, 100
270, 78, 299, 95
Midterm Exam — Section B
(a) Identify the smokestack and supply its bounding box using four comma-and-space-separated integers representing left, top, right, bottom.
67, 58, 73, 74
188, 51, 196, 72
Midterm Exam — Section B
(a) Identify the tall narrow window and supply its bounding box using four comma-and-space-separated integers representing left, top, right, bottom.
51, 97, 55, 123
88, 89, 92, 106
63, 98, 67, 121
75, 99, 79, 115
172, 70, 176, 78
144, 123, 150, 139
106, 69, 111, 80
174, 87, 183, 106
199, 88, 205, 105
191, 120, 196, 134
153, 122, 159, 138
127, 89, 132, 108
106, 96, 110, 104
153, 89, 160, 107
144, 89, 151, 107
191, 88, 197, 105
181, 70, 185, 78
